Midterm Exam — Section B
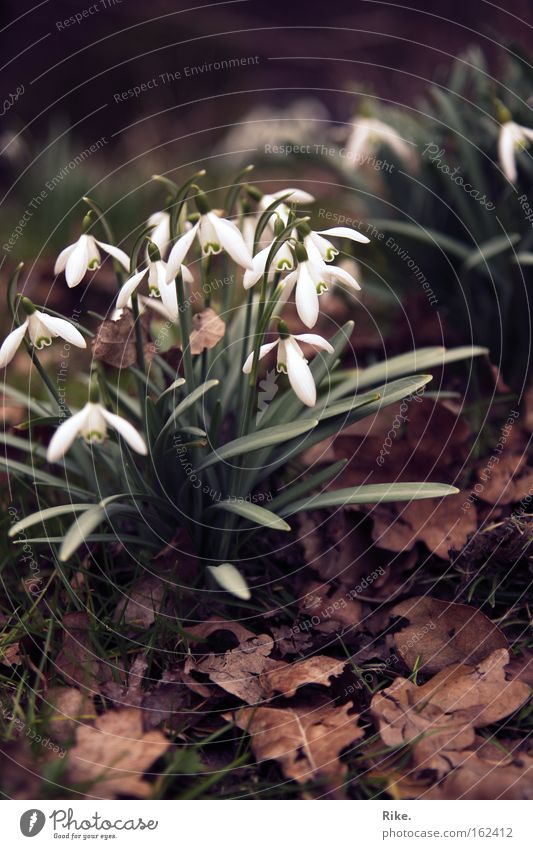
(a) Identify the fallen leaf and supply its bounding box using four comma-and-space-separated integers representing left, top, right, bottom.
299, 580, 364, 634
371, 649, 529, 776
232, 698, 363, 794
389, 596, 507, 673
370, 493, 477, 560
260, 655, 346, 699
45, 687, 93, 744
425, 743, 533, 800
114, 575, 166, 628
67, 708, 169, 798
56, 613, 106, 692
474, 453, 533, 506
188, 632, 278, 704
92, 312, 153, 368
187, 308, 225, 355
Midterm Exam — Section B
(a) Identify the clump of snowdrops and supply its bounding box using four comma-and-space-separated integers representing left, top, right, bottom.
2, 169, 471, 599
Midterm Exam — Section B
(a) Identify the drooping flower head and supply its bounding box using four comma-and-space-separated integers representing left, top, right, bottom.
54, 213, 130, 288
0, 297, 86, 368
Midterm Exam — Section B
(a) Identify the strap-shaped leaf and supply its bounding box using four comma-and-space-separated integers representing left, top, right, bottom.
59, 503, 136, 561
158, 379, 219, 443
206, 500, 291, 531
8, 503, 95, 537
280, 482, 459, 516
197, 418, 318, 470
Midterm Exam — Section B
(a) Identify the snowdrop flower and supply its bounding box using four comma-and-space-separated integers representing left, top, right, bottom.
0, 298, 86, 368
47, 401, 147, 462
147, 210, 171, 256
301, 223, 369, 263
208, 563, 251, 600
54, 233, 130, 288
116, 243, 192, 318
258, 187, 314, 228
344, 117, 416, 170
158, 266, 194, 322
243, 323, 334, 407
498, 121, 533, 183
166, 189, 253, 277
243, 240, 295, 289
282, 242, 362, 328
111, 294, 177, 323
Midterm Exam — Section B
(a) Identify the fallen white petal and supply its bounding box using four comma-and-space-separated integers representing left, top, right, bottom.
208, 563, 251, 599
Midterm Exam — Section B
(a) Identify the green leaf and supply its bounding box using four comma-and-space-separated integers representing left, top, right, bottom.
206, 500, 291, 531
462, 233, 521, 272
369, 219, 470, 260
280, 482, 459, 516
197, 418, 318, 470
8, 503, 95, 537
159, 379, 219, 442
157, 377, 186, 401
268, 460, 348, 513
59, 503, 132, 561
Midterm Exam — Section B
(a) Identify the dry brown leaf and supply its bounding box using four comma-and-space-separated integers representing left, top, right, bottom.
92, 312, 153, 368
390, 596, 507, 673
505, 649, 533, 688
371, 649, 529, 776
475, 453, 533, 506
260, 655, 346, 699
232, 698, 363, 793
114, 575, 166, 628
188, 632, 278, 704
56, 613, 106, 691
187, 308, 225, 355
67, 708, 169, 799
45, 687, 93, 744
370, 493, 477, 560
425, 745, 533, 800
299, 580, 364, 633
0, 642, 22, 666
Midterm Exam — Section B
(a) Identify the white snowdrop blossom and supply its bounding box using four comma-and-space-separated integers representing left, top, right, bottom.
208, 563, 251, 600
47, 402, 147, 462
166, 208, 253, 277
344, 117, 416, 170
243, 330, 334, 407
282, 244, 362, 328
54, 234, 130, 288
303, 225, 369, 263
498, 121, 533, 183
116, 260, 193, 318
147, 210, 171, 257
0, 307, 86, 368
259, 188, 315, 228
243, 240, 295, 289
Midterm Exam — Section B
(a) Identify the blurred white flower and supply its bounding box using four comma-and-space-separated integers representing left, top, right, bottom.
344, 117, 416, 170
243, 329, 334, 407
47, 402, 147, 461
208, 563, 251, 599
498, 120, 533, 183
147, 210, 171, 257
54, 234, 130, 288
0, 305, 86, 368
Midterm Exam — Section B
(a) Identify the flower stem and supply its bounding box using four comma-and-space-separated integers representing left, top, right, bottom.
130, 293, 146, 374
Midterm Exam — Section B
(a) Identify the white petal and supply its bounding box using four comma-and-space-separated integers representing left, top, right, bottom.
159, 279, 179, 321
0, 321, 28, 368
116, 269, 148, 309
148, 211, 171, 256
498, 123, 518, 183
54, 244, 76, 275
285, 338, 316, 406
242, 340, 279, 374
323, 264, 362, 291
95, 240, 130, 271
295, 263, 320, 328
101, 409, 147, 454
65, 236, 90, 287
271, 188, 314, 204
293, 333, 334, 353
181, 264, 194, 284
166, 222, 199, 279
208, 213, 253, 269
46, 405, 91, 463
35, 311, 86, 348
519, 125, 533, 143
243, 245, 270, 289
318, 226, 370, 244
208, 563, 251, 599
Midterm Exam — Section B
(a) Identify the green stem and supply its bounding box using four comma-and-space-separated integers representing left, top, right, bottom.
176, 272, 195, 394
26, 343, 67, 414
131, 293, 146, 374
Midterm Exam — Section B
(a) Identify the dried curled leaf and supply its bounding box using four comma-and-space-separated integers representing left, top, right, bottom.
187, 308, 225, 355
232, 698, 363, 793
390, 596, 507, 673
371, 649, 529, 776
260, 655, 346, 699
188, 632, 278, 704
67, 708, 169, 799
92, 312, 153, 368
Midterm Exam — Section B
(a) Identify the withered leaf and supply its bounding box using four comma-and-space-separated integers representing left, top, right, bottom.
390, 596, 507, 673
188, 632, 278, 704
92, 312, 153, 368
114, 575, 166, 628
187, 308, 225, 355
260, 655, 346, 699
425, 744, 533, 800
370, 493, 477, 560
371, 649, 529, 776
45, 687, 93, 744
232, 698, 363, 792
67, 708, 169, 799
56, 613, 107, 692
